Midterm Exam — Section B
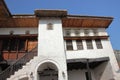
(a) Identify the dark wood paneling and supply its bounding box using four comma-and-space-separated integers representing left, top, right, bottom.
64, 36, 109, 40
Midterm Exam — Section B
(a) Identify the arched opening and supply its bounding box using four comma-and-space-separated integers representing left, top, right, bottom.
37, 62, 58, 80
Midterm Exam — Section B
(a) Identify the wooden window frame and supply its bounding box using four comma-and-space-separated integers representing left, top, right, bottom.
76, 40, 83, 50
86, 39, 93, 49
66, 40, 73, 50
95, 39, 103, 49
0, 35, 38, 60
2, 38, 26, 52
47, 23, 53, 30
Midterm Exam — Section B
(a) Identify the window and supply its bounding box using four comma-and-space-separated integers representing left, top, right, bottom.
25, 30, 30, 34
74, 29, 80, 36
47, 23, 53, 30
76, 40, 83, 50
18, 39, 26, 51
86, 40, 93, 49
9, 31, 14, 35
93, 29, 98, 36
1, 36, 37, 60
95, 39, 103, 49
65, 30, 71, 36
84, 29, 89, 36
2, 37, 38, 52
3, 39, 10, 51
66, 40, 73, 50
2, 38, 26, 51
10, 39, 18, 51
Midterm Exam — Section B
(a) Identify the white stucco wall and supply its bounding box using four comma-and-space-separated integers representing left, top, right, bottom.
38, 18, 68, 80
68, 69, 96, 80
93, 62, 114, 80
68, 70, 85, 80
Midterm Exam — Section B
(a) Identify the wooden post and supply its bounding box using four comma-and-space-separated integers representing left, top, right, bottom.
86, 59, 92, 80
0, 40, 3, 61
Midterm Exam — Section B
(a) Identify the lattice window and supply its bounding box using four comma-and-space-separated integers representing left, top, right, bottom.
2, 38, 26, 51
66, 40, 73, 50
95, 39, 103, 49
76, 40, 83, 50
86, 39, 93, 49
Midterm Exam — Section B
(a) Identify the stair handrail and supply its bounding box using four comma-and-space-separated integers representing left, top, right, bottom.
0, 45, 38, 80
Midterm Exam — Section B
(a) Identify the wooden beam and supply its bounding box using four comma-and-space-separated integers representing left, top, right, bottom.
64, 36, 109, 40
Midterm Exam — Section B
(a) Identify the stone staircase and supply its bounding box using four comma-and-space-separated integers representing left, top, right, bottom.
0, 46, 38, 80
7, 56, 39, 80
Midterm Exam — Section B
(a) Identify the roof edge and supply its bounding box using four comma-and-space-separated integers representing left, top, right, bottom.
67, 15, 114, 20
1, 0, 11, 17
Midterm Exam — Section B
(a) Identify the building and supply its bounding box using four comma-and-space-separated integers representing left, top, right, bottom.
114, 50, 120, 68
0, 0, 120, 80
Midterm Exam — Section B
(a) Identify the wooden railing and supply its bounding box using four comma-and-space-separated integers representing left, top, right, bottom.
0, 46, 37, 80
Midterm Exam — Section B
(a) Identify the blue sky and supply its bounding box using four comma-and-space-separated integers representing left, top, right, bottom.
5, 0, 120, 50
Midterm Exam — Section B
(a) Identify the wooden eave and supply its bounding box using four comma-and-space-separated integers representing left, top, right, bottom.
62, 15, 113, 28
0, 16, 39, 28
0, 0, 11, 17
64, 36, 109, 40
0, 0, 39, 28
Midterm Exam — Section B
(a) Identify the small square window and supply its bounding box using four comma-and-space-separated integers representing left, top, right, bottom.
75, 29, 80, 36
84, 29, 89, 36
47, 23, 53, 30
9, 31, 14, 35
93, 29, 98, 36
65, 29, 71, 36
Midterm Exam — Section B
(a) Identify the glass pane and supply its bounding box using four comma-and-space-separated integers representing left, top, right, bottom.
66, 40, 73, 50
18, 39, 26, 51
10, 39, 18, 51
86, 40, 93, 49
95, 39, 103, 49
76, 40, 83, 50
3, 39, 10, 51
47, 23, 53, 30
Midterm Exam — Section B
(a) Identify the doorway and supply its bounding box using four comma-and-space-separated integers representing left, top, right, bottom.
37, 62, 58, 80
